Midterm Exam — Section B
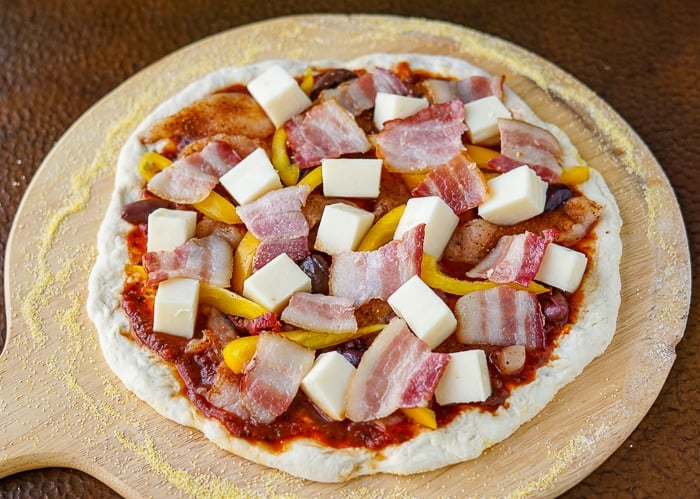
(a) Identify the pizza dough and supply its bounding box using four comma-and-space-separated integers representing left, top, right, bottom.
87, 53, 622, 482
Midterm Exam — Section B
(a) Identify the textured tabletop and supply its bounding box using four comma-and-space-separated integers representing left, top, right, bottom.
1, 1, 698, 497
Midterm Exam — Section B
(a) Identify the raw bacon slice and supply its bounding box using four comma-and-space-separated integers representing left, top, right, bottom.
411, 152, 489, 214
198, 362, 250, 420
376, 100, 466, 173
143, 235, 233, 288
147, 141, 241, 204
236, 185, 311, 269
454, 285, 546, 351
487, 118, 563, 183
280, 292, 357, 333
284, 100, 371, 168
239, 333, 314, 424
345, 318, 449, 422
417, 76, 505, 104
320, 67, 409, 116
329, 224, 425, 307
466, 230, 557, 286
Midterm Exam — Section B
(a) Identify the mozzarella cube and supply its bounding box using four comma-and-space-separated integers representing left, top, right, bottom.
464, 95, 512, 144
321, 158, 383, 198
314, 203, 374, 255
387, 275, 457, 349
219, 148, 282, 204
247, 65, 312, 127
146, 208, 197, 252
394, 196, 459, 258
373, 92, 429, 130
301, 351, 356, 421
535, 243, 588, 292
478, 165, 547, 225
435, 349, 492, 405
153, 278, 200, 338
242, 253, 311, 312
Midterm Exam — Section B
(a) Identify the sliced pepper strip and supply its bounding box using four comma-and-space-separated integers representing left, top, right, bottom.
300, 67, 315, 95
296, 165, 323, 192
198, 282, 268, 319
401, 407, 437, 429
401, 172, 426, 190
192, 191, 242, 224
558, 165, 590, 185
232, 232, 259, 294
222, 324, 384, 374
271, 127, 300, 186
421, 254, 549, 295
465, 144, 500, 168
357, 204, 406, 252
138, 151, 172, 181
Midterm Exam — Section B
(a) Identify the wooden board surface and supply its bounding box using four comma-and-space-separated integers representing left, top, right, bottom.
1, 14, 691, 498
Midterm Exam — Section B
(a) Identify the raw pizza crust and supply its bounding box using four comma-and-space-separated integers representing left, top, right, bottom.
87, 53, 622, 482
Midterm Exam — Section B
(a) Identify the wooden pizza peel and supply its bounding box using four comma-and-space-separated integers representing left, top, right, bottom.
1, 14, 690, 498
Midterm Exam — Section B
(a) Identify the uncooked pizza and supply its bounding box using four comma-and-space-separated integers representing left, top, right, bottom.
87, 53, 622, 482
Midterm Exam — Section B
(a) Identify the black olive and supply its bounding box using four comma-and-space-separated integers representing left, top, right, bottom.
120, 198, 169, 225
298, 253, 330, 294
544, 184, 573, 212
309, 69, 358, 100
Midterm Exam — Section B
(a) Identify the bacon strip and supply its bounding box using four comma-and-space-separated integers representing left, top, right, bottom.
143, 235, 233, 288
411, 152, 489, 214
147, 141, 241, 204
345, 318, 449, 422
280, 292, 357, 333
487, 118, 563, 183
455, 286, 545, 351
239, 333, 314, 424
466, 230, 557, 286
417, 76, 505, 104
376, 100, 466, 173
320, 67, 409, 116
329, 224, 425, 307
284, 100, 371, 168
236, 185, 311, 270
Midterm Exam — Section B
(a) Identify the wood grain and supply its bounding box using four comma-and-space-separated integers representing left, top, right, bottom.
1, 14, 690, 498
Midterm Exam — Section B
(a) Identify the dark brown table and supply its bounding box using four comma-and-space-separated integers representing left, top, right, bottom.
1, 1, 698, 497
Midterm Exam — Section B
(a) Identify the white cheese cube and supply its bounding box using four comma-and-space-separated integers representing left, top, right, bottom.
394, 196, 459, 258
314, 203, 374, 255
464, 95, 512, 145
146, 208, 197, 252
321, 158, 383, 198
153, 278, 200, 338
373, 92, 429, 130
247, 65, 312, 127
301, 351, 356, 421
435, 349, 492, 405
478, 165, 547, 225
242, 253, 311, 312
387, 275, 457, 349
219, 147, 282, 205
535, 243, 588, 293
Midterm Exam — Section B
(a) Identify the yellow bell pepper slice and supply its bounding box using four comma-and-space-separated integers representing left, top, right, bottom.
558, 165, 590, 185
357, 204, 406, 252
401, 172, 426, 190
198, 282, 268, 319
192, 191, 241, 224
465, 144, 500, 169
139, 151, 172, 181
271, 127, 299, 186
300, 67, 315, 95
421, 254, 549, 295
222, 324, 384, 374
401, 407, 437, 429
297, 165, 323, 192
232, 232, 260, 294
